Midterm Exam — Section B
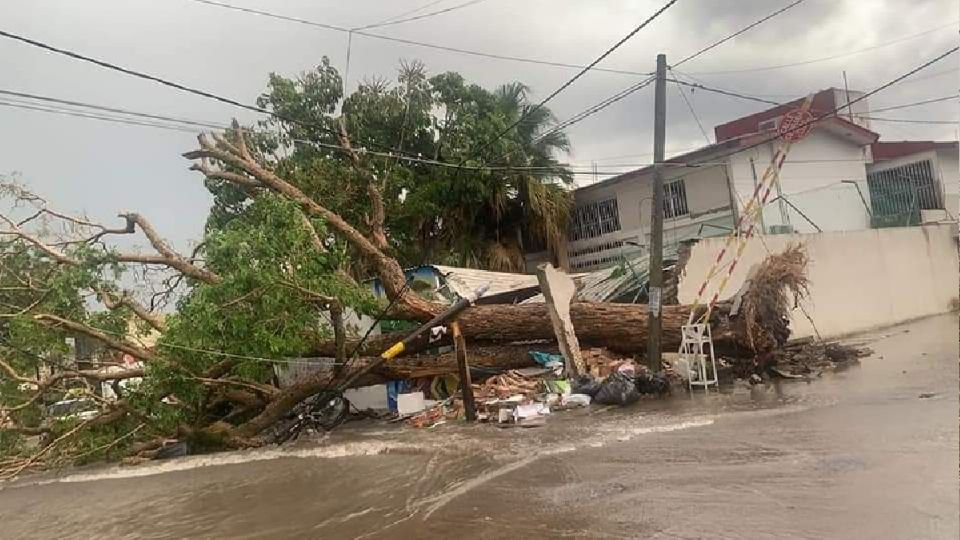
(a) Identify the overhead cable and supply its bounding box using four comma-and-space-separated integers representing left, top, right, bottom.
183, 0, 649, 77
353, 0, 488, 30
672, 0, 808, 67
684, 22, 957, 74
471, 0, 679, 159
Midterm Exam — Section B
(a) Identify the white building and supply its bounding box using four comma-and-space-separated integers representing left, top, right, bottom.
563, 88, 881, 272
866, 141, 959, 227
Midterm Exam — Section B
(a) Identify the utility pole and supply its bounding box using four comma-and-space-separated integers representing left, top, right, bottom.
646, 53, 667, 372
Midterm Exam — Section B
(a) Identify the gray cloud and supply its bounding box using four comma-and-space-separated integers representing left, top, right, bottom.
1, 0, 956, 250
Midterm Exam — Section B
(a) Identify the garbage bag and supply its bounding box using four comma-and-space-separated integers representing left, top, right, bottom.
594, 372, 640, 406
635, 371, 671, 396
571, 374, 602, 398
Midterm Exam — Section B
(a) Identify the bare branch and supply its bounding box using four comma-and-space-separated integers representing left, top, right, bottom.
94, 287, 166, 332
0, 214, 77, 264
117, 213, 222, 284
337, 118, 388, 250
189, 162, 260, 188
33, 313, 160, 363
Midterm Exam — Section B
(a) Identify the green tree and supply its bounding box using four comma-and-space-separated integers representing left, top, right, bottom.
254, 59, 573, 271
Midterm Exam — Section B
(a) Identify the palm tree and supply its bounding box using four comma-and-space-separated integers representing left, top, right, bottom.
478, 83, 573, 271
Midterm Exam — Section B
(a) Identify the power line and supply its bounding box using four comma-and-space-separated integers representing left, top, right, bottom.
527, 0, 807, 153
864, 116, 958, 125
368, 0, 450, 26
353, 0, 488, 30
668, 77, 782, 106
673, 0, 808, 67
687, 47, 960, 167
535, 77, 657, 144
669, 68, 710, 143
0, 100, 206, 133
472, 0, 678, 159
684, 22, 958, 75
0, 28, 432, 161
871, 94, 959, 113
183, 0, 650, 77
0, 95, 627, 176
0, 89, 227, 130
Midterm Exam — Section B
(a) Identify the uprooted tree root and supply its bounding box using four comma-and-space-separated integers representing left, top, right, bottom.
738, 243, 811, 354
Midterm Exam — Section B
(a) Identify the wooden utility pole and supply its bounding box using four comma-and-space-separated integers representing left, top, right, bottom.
646, 53, 667, 371
450, 321, 476, 421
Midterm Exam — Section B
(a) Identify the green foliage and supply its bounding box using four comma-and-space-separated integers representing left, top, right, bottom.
155, 194, 380, 418
249, 59, 574, 271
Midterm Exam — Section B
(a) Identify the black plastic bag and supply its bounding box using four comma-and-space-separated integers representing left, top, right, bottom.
594, 372, 640, 406
635, 371, 671, 396
571, 374, 602, 398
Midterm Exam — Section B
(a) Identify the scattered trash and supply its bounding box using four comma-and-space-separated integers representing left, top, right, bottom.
397, 392, 427, 416
594, 371, 640, 406
562, 393, 592, 407
571, 374, 602, 397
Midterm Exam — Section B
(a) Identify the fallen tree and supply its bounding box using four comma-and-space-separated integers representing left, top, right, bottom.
0, 108, 810, 471
317, 244, 810, 386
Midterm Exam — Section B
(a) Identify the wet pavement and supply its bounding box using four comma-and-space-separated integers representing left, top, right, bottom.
1, 314, 957, 539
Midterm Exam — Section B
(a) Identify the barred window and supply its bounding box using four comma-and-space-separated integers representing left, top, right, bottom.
570, 198, 620, 241
664, 179, 689, 219
867, 159, 942, 212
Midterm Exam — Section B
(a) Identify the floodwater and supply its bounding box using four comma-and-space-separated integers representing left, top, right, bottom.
1, 314, 957, 539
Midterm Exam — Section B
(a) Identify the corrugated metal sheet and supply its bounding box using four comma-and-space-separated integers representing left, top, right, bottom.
431, 265, 539, 299
524, 244, 680, 304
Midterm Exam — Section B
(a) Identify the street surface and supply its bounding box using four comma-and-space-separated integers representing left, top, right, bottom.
1, 314, 956, 539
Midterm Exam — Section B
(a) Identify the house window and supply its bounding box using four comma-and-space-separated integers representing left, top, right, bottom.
663, 179, 689, 219
867, 159, 942, 215
570, 198, 620, 241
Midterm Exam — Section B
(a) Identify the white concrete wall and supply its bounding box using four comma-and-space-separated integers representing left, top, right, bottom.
727, 129, 872, 234
936, 147, 959, 219
678, 225, 959, 339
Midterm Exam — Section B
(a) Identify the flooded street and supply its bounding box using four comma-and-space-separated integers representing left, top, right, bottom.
1, 314, 956, 539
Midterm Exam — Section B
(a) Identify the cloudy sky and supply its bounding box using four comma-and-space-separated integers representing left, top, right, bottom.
1, 0, 957, 252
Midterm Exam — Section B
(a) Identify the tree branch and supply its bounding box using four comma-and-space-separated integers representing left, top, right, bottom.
185, 127, 438, 319
337, 118, 388, 250
33, 313, 160, 363
95, 287, 166, 332
0, 214, 77, 264
117, 213, 222, 284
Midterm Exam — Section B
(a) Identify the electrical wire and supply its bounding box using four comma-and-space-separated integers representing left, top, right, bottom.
183, 0, 649, 77
470, 0, 678, 159
0, 89, 227, 130
871, 94, 959, 113
685, 22, 958, 75
667, 77, 782, 106
521, 0, 807, 157
0, 100, 206, 133
669, 68, 711, 143
367, 0, 450, 26
672, 0, 808, 67
353, 0, 488, 30
0, 28, 455, 163
684, 47, 960, 167
863, 116, 958, 125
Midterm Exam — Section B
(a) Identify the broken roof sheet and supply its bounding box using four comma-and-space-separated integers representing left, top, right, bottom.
524, 244, 680, 304
431, 265, 540, 300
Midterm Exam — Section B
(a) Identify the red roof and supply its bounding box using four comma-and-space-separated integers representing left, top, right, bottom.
871, 141, 958, 161
715, 88, 842, 142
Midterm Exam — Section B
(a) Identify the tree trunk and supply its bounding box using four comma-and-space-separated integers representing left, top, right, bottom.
313, 301, 742, 359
